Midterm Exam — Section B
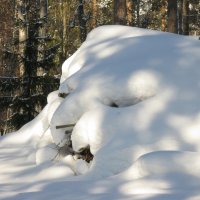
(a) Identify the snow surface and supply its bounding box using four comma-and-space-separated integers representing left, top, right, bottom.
1, 25, 200, 200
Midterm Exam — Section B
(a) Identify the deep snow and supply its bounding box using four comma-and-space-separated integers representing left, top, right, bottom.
1, 25, 200, 200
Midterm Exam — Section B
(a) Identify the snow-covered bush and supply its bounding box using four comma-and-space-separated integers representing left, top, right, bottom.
47, 25, 200, 179
1, 25, 200, 182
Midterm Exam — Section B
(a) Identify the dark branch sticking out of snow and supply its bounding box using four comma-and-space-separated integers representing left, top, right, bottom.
75, 146, 94, 163
56, 123, 93, 163
58, 93, 68, 98
56, 124, 75, 129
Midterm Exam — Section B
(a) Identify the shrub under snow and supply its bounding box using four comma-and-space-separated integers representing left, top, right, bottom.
1, 25, 200, 200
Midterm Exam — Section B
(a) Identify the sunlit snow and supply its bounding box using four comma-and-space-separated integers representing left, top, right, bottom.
1, 25, 200, 200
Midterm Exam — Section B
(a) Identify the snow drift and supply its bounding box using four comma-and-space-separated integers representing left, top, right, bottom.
1, 25, 200, 199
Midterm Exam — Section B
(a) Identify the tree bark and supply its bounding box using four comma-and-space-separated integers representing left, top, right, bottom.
136, 0, 140, 27
114, 0, 127, 25
78, 0, 87, 42
161, 0, 167, 31
38, 0, 48, 76
59, 0, 67, 63
40, 0, 48, 19
126, 0, 134, 26
92, 0, 97, 28
167, 0, 178, 33
16, 0, 27, 77
178, 0, 183, 34
182, 0, 189, 35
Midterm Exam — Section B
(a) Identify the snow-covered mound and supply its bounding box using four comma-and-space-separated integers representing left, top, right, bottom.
52, 25, 200, 178
1, 25, 200, 199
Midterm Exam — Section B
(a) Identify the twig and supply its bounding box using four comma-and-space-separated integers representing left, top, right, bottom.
56, 124, 75, 129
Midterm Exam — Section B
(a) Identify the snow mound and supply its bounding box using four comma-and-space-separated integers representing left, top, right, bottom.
50, 25, 200, 178
36, 144, 58, 165
1, 25, 200, 199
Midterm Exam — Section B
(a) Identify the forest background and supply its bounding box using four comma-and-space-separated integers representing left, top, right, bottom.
0, 0, 199, 134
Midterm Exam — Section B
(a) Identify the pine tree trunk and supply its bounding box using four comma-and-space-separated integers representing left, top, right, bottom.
38, 0, 48, 76
114, 0, 127, 25
161, 0, 167, 32
126, 0, 134, 26
60, 0, 67, 61
78, 0, 87, 42
167, 0, 178, 33
16, 0, 27, 77
63, 1, 67, 50
136, 0, 140, 27
182, 0, 189, 35
92, 0, 97, 28
178, 0, 183, 34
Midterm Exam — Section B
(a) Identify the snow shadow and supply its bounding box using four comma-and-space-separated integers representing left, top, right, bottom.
5, 171, 200, 200
1, 26, 200, 200
56, 30, 200, 179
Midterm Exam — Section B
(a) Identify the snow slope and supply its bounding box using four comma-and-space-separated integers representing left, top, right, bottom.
1, 25, 200, 200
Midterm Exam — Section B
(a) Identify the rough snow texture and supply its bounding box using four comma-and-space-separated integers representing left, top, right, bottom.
1, 25, 200, 200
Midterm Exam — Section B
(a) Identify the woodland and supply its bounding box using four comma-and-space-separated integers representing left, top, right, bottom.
0, 0, 200, 134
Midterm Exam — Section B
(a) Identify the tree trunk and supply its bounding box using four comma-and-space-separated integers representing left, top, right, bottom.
161, 0, 167, 31
16, 0, 27, 77
92, 0, 97, 28
59, 0, 67, 63
182, 0, 189, 35
167, 0, 178, 33
178, 0, 183, 34
126, 0, 134, 26
38, 0, 48, 76
40, 0, 48, 19
136, 0, 140, 27
114, 0, 127, 25
62, 1, 67, 50
78, 0, 87, 42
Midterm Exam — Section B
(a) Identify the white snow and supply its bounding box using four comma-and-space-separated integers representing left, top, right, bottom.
36, 143, 58, 165
1, 25, 200, 200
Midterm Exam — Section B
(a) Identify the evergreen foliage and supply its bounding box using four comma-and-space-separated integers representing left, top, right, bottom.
0, 0, 59, 134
